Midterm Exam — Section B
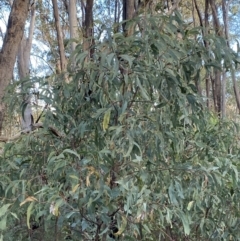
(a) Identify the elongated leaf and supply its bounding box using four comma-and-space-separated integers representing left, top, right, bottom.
20, 196, 38, 207
119, 54, 135, 68
114, 216, 127, 237
0, 204, 11, 218
0, 216, 7, 231
27, 202, 34, 229
62, 149, 80, 159
187, 201, 194, 211
136, 76, 150, 100
103, 109, 111, 131
178, 211, 190, 235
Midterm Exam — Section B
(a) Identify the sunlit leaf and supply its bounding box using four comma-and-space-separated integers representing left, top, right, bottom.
20, 196, 38, 207
27, 202, 34, 229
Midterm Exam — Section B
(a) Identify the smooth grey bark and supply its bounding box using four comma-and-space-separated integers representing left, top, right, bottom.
68, 0, 78, 53
0, 0, 30, 133
17, 3, 36, 132
17, 2, 35, 81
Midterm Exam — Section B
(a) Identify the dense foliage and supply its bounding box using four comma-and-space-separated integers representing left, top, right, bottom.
1, 14, 240, 241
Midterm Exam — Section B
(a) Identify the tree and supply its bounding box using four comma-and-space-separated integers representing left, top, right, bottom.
0, 0, 30, 133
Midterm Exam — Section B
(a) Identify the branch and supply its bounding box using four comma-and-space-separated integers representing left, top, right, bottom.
166, 0, 181, 15
27, 3, 36, 50
0, 123, 64, 142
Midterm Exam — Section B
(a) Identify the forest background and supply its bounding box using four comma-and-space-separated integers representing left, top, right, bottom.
0, 0, 240, 240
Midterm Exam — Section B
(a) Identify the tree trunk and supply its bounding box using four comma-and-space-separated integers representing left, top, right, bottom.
52, 0, 67, 72
114, 0, 120, 33
209, 0, 222, 36
68, 0, 78, 53
209, 0, 222, 115
0, 0, 30, 134
204, 0, 210, 109
222, 0, 240, 113
221, 71, 226, 117
17, 3, 35, 79
82, 0, 94, 58
122, 0, 135, 35
222, 0, 231, 48
215, 70, 222, 115
17, 3, 36, 132
206, 76, 210, 109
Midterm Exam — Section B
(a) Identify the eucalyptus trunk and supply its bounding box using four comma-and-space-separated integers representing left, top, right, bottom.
68, 0, 78, 53
209, 0, 222, 115
204, 0, 210, 109
122, 0, 135, 35
52, 0, 67, 72
222, 0, 240, 114
0, 0, 30, 133
82, 0, 94, 58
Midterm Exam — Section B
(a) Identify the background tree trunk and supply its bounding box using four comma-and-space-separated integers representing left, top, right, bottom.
52, 0, 67, 72
68, 0, 78, 53
209, 0, 222, 115
122, 0, 135, 35
221, 71, 226, 117
17, 3, 36, 132
0, 0, 30, 134
17, 2, 35, 79
204, 0, 210, 109
222, 0, 240, 113
82, 0, 94, 57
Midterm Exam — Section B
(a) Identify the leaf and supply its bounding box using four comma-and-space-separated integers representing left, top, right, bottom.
231, 165, 238, 183
72, 184, 80, 193
114, 216, 127, 237
20, 101, 28, 121
107, 53, 115, 67
103, 109, 111, 131
50, 202, 60, 217
10, 212, 19, 220
142, 223, 151, 233
168, 183, 178, 205
7, 160, 19, 170
76, 51, 88, 64
178, 211, 190, 235
86, 175, 90, 187
0, 204, 11, 218
20, 196, 38, 207
123, 134, 134, 157
27, 202, 34, 229
62, 149, 80, 159
0, 216, 7, 231
119, 54, 135, 68
136, 76, 150, 100
187, 201, 194, 211
69, 175, 79, 180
